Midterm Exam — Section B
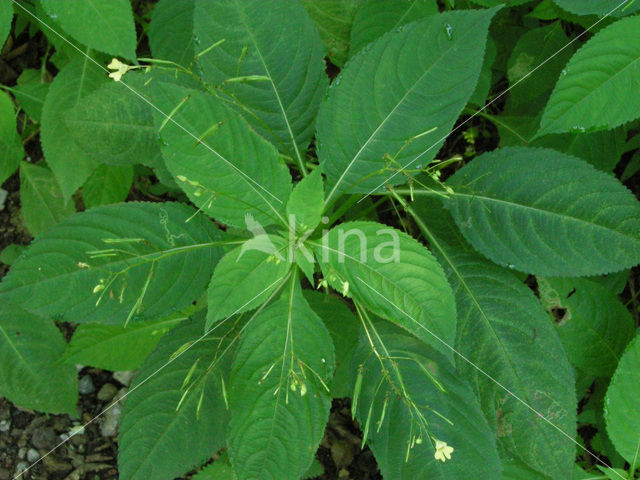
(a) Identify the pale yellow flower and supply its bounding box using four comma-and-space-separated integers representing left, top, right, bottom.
107, 58, 131, 82
434, 440, 454, 462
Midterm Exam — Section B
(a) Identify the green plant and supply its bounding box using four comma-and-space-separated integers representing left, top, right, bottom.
1, 1, 640, 479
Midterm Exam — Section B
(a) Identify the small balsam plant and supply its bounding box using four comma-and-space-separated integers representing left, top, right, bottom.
1, 1, 640, 479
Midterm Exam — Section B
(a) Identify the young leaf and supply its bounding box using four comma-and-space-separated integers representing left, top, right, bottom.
193, 0, 328, 166
40, 58, 106, 201
317, 8, 498, 202
118, 316, 232, 480
286, 167, 324, 233
206, 236, 291, 329
64, 73, 162, 167
0, 202, 223, 325
228, 284, 335, 480
301, 0, 358, 67
149, 83, 292, 228
41, 0, 137, 60
314, 221, 457, 361
538, 277, 634, 377
304, 290, 360, 398
349, 0, 438, 57
0, 305, 77, 415
412, 199, 578, 479
444, 147, 640, 276
192, 452, 236, 480
19, 162, 76, 236
538, 15, 640, 136
82, 164, 133, 208
605, 334, 640, 465
61, 317, 183, 371
351, 330, 501, 479
149, 0, 195, 67
0, 91, 24, 185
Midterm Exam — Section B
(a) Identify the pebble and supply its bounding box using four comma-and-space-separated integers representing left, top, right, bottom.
18, 447, 26, 459
27, 448, 40, 463
14, 462, 28, 477
78, 374, 96, 394
100, 388, 127, 437
0, 189, 7, 211
0, 420, 10, 432
97, 383, 118, 402
31, 426, 57, 450
113, 370, 136, 387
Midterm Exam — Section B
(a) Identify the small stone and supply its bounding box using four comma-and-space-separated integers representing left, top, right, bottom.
0, 189, 7, 211
0, 467, 10, 480
97, 383, 118, 402
100, 403, 122, 437
18, 447, 27, 459
14, 462, 28, 477
113, 370, 136, 387
27, 448, 40, 463
31, 426, 57, 450
0, 420, 10, 432
78, 374, 95, 395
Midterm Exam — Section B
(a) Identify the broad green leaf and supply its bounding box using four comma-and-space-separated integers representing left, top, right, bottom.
149, 0, 195, 66
41, 58, 106, 201
605, 334, 640, 464
149, 83, 292, 228
538, 15, 640, 136
0, 1, 11, 48
553, 0, 640, 16
506, 22, 574, 110
0, 305, 77, 415
228, 285, 334, 480
538, 277, 634, 377
531, 128, 626, 172
304, 290, 360, 398
0, 91, 23, 185
118, 316, 231, 480
61, 317, 183, 371
301, 0, 358, 67
469, 37, 496, 107
471, 0, 531, 5
194, 0, 328, 166
444, 147, 640, 276
318, 9, 497, 203
351, 330, 501, 479
41, 0, 137, 60
286, 167, 324, 233
206, 236, 291, 329
19, 162, 76, 236
82, 164, 133, 208
64, 74, 161, 167
349, 0, 438, 57
314, 221, 457, 361
413, 199, 577, 479
0, 202, 223, 325
11, 69, 50, 123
